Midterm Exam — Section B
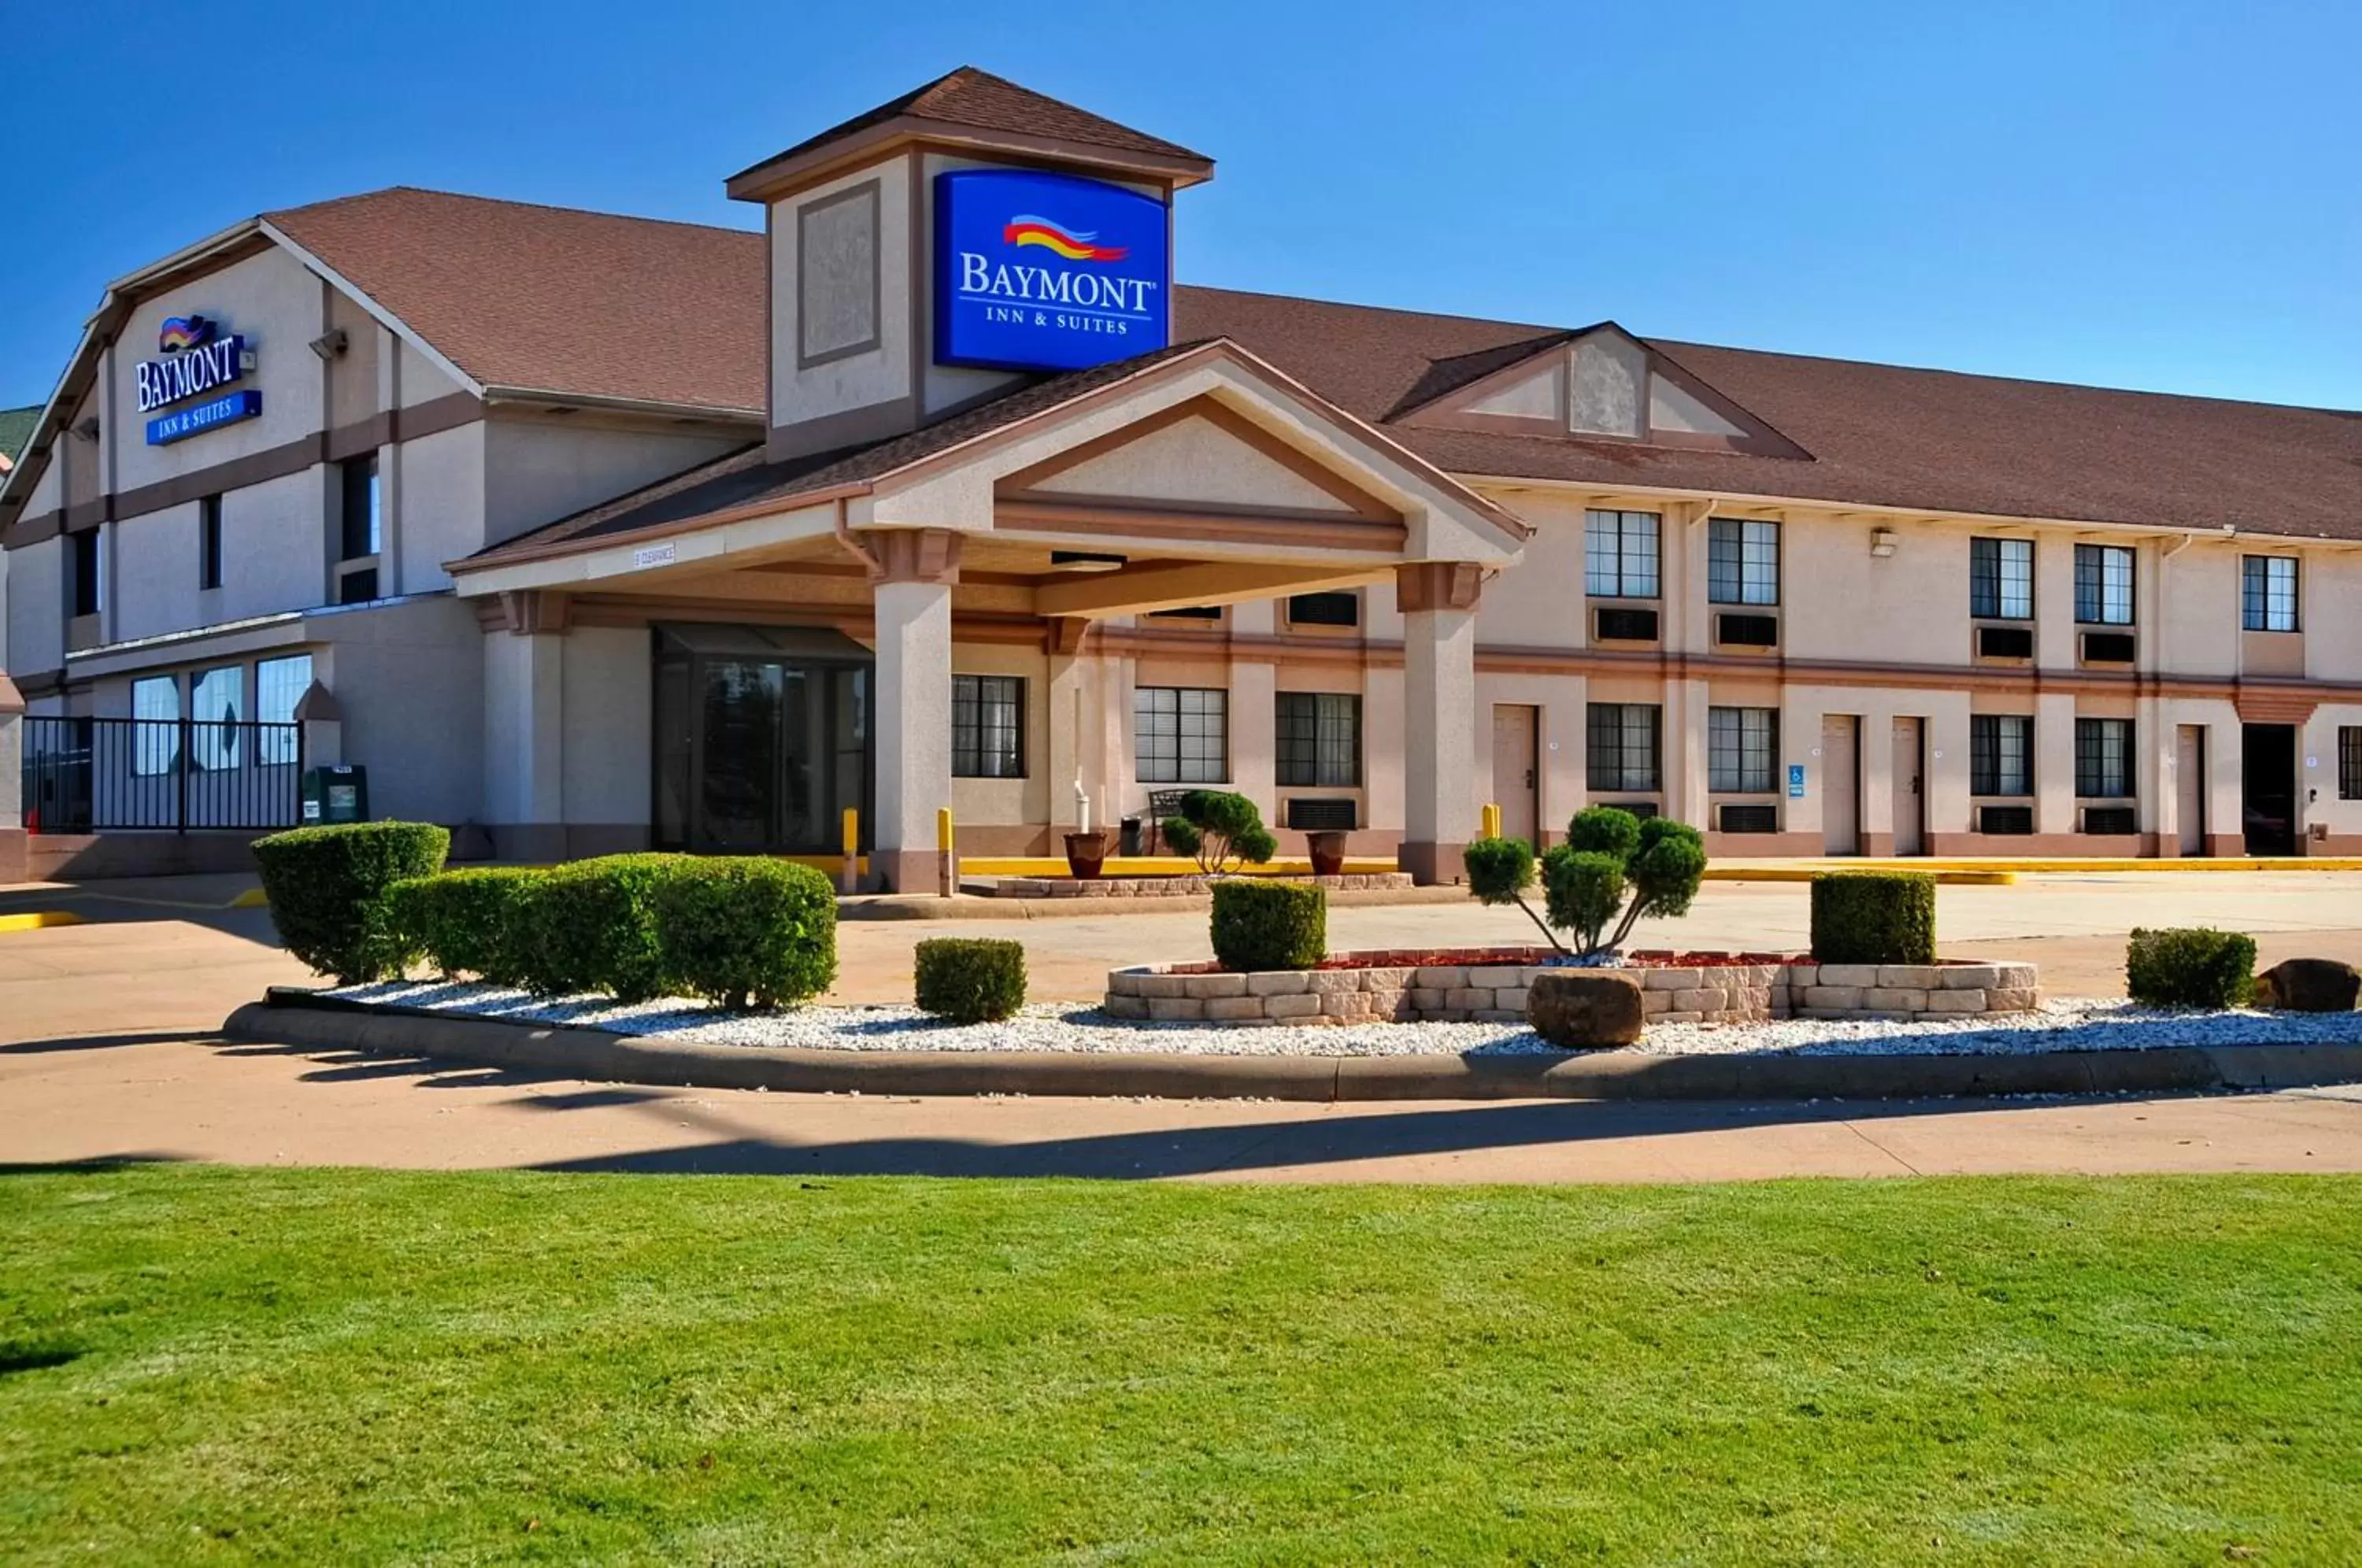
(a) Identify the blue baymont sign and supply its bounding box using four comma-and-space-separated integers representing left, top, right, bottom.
934, 168, 1169, 372
137, 315, 262, 446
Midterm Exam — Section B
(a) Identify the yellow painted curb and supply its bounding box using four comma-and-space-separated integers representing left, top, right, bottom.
228, 888, 272, 908
955, 856, 1400, 878
1726, 857, 2362, 875
0, 911, 87, 934
1705, 867, 2019, 886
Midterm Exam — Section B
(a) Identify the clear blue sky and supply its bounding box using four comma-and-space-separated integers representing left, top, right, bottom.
6, 0, 2356, 412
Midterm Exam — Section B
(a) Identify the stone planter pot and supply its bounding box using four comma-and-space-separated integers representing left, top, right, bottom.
1304, 830, 1349, 878
1064, 830, 1113, 880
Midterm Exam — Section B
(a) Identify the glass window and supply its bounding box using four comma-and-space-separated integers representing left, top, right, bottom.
1275, 692, 1361, 787
1584, 509, 1660, 598
70, 527, 102, 618
1971, 537, 2034, 619
1586, 703, 1661, 793
2073, 544, 2134, 625
951, 674, 1024, 778
1135, 686, 1227, 784
1971, 714, 2034, 797
256, 654, 313, 765
189, 665, 242, 772
1286, 592, 1359, 628
2342, 729, 2362, 801
131, 675, 180, 778
2075, 718, 2133, 798
2242, 556, 2300, 632
1707, 518, 1779, 605
199, 496, 224, 591
1708, 706, 1779, 793
340, 454, 380, 560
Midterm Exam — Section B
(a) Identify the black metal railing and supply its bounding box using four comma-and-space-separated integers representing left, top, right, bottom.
20, 716, 304, 834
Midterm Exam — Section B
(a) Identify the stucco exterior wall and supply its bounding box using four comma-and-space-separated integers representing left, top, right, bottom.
7, 539, 61, 677
480, 418, 741, 553
561, 626, 653, 831
320, 597, 484, 826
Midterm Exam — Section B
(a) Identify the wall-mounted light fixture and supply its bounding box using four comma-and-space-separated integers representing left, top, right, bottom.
71, 416, 101, 442
1869, 527, 1898, 557
1049, 550, 1127, 573
308, 328, 350, 361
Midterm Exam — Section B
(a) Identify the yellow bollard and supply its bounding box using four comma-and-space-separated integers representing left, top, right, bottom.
1481, 803, 1501, 841
936, 806, 957, 898
839, 808, 860, 894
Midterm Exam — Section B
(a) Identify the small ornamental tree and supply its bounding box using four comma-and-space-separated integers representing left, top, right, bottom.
1464, 806, 1707, 960
1160, 790, 1279, 876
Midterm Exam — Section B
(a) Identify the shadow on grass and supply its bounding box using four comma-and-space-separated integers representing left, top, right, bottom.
0, 1339, 84, 1376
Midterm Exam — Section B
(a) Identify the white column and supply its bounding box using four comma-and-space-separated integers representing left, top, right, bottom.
1229, 657, 1278, 820
867, 529, 959, 893
1663, 675, 1709, 827
482, 599, 566, 860
1398, 562, 1481, 884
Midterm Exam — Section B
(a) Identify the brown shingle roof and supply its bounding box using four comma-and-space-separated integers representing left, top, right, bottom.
264, 189, 2361, 545
267, 187, 766, 415
727, 66, 1210, 187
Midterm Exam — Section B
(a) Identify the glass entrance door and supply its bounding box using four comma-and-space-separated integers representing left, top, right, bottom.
653, 625, 872, 854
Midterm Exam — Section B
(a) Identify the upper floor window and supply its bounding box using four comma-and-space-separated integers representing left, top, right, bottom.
1285, 591, 1360, 629
69, 527, 102, 619
2242, 556, 2300, 632
1586, 703, 1662, 793
1135, 686, 1226, 784
1707, 518, 1779, 605
199, 496, 224, 592
337, 453, 381, 605
2075, 718, 2134, 798
951, 675, 1024, 778
2073, 543, 2134, 625
1707, 706, 1779, 793
1275, 692, 1361, 788
1971, 714, 2034, 797
1970, 537, 2034, 619
1584, 509, 1660, 598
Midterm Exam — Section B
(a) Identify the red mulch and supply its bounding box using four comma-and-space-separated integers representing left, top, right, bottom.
1166, 947, 1805, 975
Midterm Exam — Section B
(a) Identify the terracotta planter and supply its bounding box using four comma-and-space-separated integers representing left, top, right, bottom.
1064, 830, 1113, 879
1304, 830, 1349, 878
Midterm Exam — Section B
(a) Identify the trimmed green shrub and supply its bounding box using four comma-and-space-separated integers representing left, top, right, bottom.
1210, 880, 1327, 971
1466, 807, 1706, 959
383, 867, 545, 986
517, 854, 676, 1003
1810, 872, 1937, 966
655, 857, 839, 1010
2127, 927, 2256, 1009
1161, 790, 1279, 875
914, 937, 1028, 1023
254, 821, 450, 982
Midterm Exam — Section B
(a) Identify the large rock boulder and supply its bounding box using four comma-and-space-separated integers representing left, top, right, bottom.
2254, 959, 2360, 1013
1527, 969, 1646, 1049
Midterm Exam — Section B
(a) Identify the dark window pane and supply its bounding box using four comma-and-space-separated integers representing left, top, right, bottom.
1586, 703, 1661, 793
1276, 692, 1361, 787
952, 674, 1024, 778
1286, 592, 1359, 627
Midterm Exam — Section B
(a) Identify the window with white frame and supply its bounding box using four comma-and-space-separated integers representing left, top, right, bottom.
1971, 714, 2034, 797
256, 654, 313, 765
1971, 537, 2034, 619
1708, 706, 1779, 793
1707, 518, 1779, 605
1584, 509, 1660, 598
2242, 556, 2299, 632
2073, 544, 2134, 625
2075, 718, 2134, 798
951, 675, 1024, 778
189, 666, 242, 771
1135, 686, 1227, 784
1586, 703, 1661, 793
131, 675, 180, 777
1275, 692, 1361, 787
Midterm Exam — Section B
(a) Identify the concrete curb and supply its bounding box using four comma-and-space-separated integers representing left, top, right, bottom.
841, 886, 1472, 920
224, 991, 2362, 1103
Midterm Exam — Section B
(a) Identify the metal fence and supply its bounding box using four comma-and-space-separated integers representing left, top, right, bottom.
20, 716, 304, 834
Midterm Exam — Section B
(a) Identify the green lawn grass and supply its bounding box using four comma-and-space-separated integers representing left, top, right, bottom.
3, 1167, 2360, 1564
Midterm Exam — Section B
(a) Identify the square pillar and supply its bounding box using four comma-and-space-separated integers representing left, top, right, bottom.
866, 529, 960, 893
1397, 562, 1482, 884
0, 674, 24, 884
2035, 692, 2077, 838
483, 621, 566, 863
1229, 658, 1277, 820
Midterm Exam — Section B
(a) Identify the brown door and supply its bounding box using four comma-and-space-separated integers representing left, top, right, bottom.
2177, 725, 2206, 856
1891, 717, 1925, 856
1822, 715, 1860, 856
1491, 704, 1540, 845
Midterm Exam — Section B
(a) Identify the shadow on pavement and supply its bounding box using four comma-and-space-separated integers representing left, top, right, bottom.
1, 1031, 216, 1056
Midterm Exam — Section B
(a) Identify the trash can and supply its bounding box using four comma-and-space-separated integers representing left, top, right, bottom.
1120, 815, 1142, 856
300, 765, 370, 826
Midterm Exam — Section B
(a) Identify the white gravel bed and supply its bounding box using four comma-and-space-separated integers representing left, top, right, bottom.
329, 982, 2362, 1059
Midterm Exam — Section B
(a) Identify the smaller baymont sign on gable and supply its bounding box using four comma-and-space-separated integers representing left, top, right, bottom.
934, 168, 1169, 373
136, 315, 262, 446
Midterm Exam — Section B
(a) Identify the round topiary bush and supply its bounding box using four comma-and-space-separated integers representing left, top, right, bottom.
2126, 926, 2256, 1008
653, 857, 839, 1010
1209, 880, 1327, 971
913, 937, 1028, 1023
1810, 872, 1937, 966
383, 866, 546, 986
253, 821, 450, 983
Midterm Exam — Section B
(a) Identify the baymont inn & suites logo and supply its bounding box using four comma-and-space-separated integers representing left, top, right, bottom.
935, 168, 1170, 373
